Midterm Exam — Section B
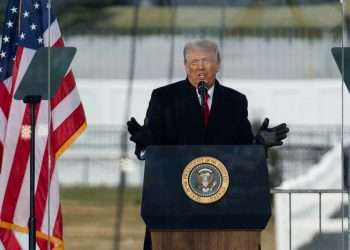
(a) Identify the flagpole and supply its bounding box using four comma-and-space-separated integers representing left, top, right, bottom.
17, 0, 22, 33
47, 1, 53, 249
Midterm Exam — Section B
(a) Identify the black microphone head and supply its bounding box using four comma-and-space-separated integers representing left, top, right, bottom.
198, 81, 208, 95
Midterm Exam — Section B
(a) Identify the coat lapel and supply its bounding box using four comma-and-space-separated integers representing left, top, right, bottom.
206, 81, 223, 133
176, 80, 226, 143
181, 80, 224, 132
182, 80, 201, 112
178, 80, 205, 142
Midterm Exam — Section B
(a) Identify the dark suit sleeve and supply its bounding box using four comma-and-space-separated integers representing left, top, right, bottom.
134, 89, 164, 160
145, 89, 165, 145
235, 96, 254, 144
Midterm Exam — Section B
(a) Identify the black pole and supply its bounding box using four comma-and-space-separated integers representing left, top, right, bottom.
219, 0, 227, 78
29, 102, 36, 250
167, 0, 177, 82
113, 0, 140, 249
24, 95, 41, 250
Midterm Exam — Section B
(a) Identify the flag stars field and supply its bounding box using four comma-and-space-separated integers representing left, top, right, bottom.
6, 20, 13, 28
30, 23, 37, 30
23, 10, 30, 18
10, 6, 17, 14
3, 36, 10, 43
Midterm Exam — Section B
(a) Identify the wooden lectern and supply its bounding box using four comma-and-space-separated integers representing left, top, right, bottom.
151, 231, 260, 250
142, 145, 270, 250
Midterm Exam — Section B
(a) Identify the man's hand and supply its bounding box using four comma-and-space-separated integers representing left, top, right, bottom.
127, 117, 152, 147
255, 118, 289, 147
127, 117, 142, 135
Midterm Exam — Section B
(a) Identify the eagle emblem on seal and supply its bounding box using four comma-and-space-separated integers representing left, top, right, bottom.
182, 156, 229, 204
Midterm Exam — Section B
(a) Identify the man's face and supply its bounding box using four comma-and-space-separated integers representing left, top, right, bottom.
184, 48, 220, 88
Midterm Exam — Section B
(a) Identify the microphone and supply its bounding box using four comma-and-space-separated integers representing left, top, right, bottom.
197, 81, 208, 108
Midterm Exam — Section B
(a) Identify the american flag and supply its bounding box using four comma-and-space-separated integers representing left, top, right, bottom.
0, 0, 87, 249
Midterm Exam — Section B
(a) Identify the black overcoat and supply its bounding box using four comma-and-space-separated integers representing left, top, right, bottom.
145, 79, 253, 145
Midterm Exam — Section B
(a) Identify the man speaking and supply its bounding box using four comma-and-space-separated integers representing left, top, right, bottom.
127, 39, 289, 250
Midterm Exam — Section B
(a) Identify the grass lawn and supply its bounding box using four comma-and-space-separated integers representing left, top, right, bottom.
61, 186, 144, 250
61, 186, 276, 250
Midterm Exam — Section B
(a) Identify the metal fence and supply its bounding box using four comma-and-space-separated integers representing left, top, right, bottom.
272, 189, 349, 250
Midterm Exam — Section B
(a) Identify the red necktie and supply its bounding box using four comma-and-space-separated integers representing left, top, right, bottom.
203, 92, 210, 128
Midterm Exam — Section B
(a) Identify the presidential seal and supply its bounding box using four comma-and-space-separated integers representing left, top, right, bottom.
181, 156, 229, 204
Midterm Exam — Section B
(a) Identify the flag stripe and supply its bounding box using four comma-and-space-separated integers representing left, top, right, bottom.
0, 82, 11, 118
43, 19, 61, 47
52, 205, 62, 241
12, 161, 30, 226
0, 109, 7, 142
13, 101, 49, 227
37, 237, 50, 250
53, 36, 64, 48
0, 229, 21, 250
0, 101, 28, 212
2, 77, 13, 93
53, 104, 86, 158
51, 71, 76, 109
34, 146, 49, 231
35, 146, 54, 235
0, 145, 3, 173
1, 105, 31, 222
14, 231, 40, 249
0, 80, 11, 172
52, 87, 82, 130
0, 46, 30, 212
41, 165, 60, 237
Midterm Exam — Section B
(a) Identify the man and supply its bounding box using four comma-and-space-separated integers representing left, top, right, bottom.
127, 39, 289, 250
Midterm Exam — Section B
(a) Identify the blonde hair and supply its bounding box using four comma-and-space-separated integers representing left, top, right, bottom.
183, 39, 221, 63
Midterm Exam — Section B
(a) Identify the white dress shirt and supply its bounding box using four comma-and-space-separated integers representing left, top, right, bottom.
196, 84, 214, 110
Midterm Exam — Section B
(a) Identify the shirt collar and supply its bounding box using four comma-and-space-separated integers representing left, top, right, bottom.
207, 84, 214, 98
186, 78, 216, 96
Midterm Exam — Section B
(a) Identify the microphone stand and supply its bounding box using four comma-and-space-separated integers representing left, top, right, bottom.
198, 81, 207, 114
198, 80, 209, 123
24, 95, 42, 250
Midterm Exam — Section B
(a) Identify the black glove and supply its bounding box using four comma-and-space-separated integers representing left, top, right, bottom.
127, 117, 152, 147
255, 118, 289, 147
127, 117, 142, 135
127, 117, 152, 160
